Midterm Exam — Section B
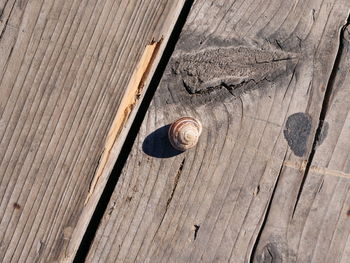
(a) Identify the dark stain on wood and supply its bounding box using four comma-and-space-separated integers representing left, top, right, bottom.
284, 113, 312, 157
13, 203, 21, 210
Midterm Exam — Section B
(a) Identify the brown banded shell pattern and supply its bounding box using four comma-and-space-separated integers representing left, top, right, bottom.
168, 117, 202, 151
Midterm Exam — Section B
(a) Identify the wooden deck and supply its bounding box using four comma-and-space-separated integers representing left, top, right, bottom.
0, 0, 184, 261
1, 0, 350, 262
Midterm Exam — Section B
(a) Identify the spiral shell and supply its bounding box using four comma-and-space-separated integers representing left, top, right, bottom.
168, 117, 202, 151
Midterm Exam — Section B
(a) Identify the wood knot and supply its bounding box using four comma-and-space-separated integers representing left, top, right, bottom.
171, 46, 298, 101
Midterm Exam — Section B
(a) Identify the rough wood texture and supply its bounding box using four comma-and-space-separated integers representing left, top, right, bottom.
254, 23, 350, 263
0, 0, 184, 262
87, 0, 350, 262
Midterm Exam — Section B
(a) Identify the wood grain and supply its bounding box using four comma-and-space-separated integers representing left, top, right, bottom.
84, 38, 162, 205
254, 22, 350, 263
86, 0, 350, 262
0, 0, 184, 262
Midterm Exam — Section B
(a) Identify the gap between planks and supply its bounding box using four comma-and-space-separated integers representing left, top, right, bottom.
84, 38, 162, 205
69, 1, 191, 262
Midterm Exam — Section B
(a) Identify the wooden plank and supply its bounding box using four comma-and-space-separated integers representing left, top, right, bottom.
0, 0, 185, 262
253, 23, 350, 262
86, 0, 350, 262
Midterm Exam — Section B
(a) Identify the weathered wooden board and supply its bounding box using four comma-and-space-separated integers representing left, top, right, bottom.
86, 0, 350, 262
254, 23, 350, 262
0, 0, 184, 262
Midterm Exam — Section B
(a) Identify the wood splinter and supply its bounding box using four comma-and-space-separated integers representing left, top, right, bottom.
84, 38, 163, 205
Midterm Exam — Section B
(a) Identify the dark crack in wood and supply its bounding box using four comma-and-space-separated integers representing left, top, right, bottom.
250, 151, 288, 262
193, 224, 200, 241
291, 16, 350, 218
166, 158, 185, 209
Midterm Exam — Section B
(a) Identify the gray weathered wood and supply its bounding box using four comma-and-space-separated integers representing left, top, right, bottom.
86, 0, 350, 262
254, 23, 350, 263
0, 0, 184, 262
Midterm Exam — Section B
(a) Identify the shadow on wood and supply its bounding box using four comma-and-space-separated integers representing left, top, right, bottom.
142, 125, 183, 158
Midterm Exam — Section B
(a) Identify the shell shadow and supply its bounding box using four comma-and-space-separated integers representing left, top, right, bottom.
142, 124, 183, 158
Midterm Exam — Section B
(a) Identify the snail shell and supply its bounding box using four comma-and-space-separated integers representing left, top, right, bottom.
168, 117, 202, 151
